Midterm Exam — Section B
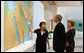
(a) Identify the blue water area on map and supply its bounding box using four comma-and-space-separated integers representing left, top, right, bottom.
5, 1, 16, 11
14, 16, 20, 42
23, 1, 26, 7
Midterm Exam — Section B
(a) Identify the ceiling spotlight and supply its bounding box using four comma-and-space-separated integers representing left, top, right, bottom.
80, 1, 83, 5
48, 1, 56, 5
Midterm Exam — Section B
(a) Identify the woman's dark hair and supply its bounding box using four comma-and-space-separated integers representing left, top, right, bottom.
39, 22, 46, 28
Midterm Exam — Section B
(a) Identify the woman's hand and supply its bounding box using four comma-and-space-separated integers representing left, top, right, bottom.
27, 20, 30, 25
48, 46, 50, 49
27, 20, 34, 33
47, 37, 50, 49
66, 42, 69, 47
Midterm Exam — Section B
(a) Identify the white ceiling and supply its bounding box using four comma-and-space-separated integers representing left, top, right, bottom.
41, 1, 83, 7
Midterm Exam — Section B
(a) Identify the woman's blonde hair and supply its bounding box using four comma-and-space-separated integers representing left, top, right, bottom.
68, 20, 75, 27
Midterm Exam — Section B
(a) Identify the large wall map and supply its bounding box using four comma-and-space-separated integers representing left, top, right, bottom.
4, 1, 33, 51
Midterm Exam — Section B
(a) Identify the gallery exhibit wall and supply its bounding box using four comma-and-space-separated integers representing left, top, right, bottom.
4, 1, 33, 51
32, 1, 44, 40
1, 1, 4, 52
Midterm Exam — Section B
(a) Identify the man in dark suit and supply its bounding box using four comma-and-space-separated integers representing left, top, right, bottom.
50, 15, 66, 52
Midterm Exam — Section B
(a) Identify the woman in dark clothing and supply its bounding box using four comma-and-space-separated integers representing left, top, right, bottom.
66, 20, 76, 52
27, 20, 50, 52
